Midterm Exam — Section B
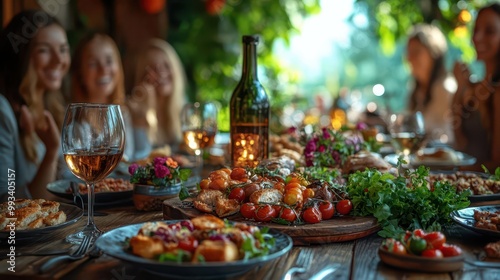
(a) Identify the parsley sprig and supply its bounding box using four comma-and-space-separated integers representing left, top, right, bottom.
346, 167, 471, 238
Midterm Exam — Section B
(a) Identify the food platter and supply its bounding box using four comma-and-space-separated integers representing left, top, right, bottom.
450, 206, 500, 238
0, 203, 83, 240
162, 197, 380, 245
95, 221, 292, 279
47, 179, 133, 206
378, 247, 464, 272
429, 171, 500, 203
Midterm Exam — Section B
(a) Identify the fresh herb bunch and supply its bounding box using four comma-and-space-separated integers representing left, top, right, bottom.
482, 165, 500, 181
129, 157, 191, 187
346, 166, 471, 238
302, 127, 363, 167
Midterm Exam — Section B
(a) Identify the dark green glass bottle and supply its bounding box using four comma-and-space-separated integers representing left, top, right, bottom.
230, 35, 270, 168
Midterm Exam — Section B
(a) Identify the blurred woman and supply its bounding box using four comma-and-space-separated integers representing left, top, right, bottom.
70, 33, 150, 163
0, 10, 70, 201
128, 39, 187, 150
453, 3, 500, 169
406, 24, 455, 145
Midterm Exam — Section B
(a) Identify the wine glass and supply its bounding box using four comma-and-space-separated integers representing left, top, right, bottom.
181, 102, 218, 180
61, 103, 125, 243
389, 111, 426, 159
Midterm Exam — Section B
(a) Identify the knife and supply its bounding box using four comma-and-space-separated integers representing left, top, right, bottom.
309, 264, 341, 280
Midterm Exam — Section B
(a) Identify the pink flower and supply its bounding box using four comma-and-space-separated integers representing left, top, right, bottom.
128, 163, 139, 175
318, 145, 326, 152
356, 122, 368, 131
155, 165, 170, 178
153, 157, 167, 166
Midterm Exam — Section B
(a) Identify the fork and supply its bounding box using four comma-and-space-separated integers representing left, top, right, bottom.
282, 249, 313, 280
38, 234, 94, 274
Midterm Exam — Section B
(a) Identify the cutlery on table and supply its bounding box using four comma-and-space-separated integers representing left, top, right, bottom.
309, 264, 341, 280
282, 249, 313, 280
38, 234, 94, 274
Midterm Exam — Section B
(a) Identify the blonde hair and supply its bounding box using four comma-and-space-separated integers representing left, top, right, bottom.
0, 10, 66, 163
71, 33, 126, 106
133, 39, 186, 145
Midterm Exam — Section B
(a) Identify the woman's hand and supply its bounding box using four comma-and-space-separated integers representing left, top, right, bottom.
35, 110, 60, 156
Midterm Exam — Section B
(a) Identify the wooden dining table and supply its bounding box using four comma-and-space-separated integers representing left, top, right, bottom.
1, 198, 500, 280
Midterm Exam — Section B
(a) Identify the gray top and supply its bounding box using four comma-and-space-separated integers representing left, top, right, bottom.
0, 94, 42, 202
461, 109, 490, 163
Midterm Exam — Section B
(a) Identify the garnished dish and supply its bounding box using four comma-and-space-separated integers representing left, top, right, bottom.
430, 171, 500, 196
450, 206, 500, 238
70, 178, 134, 194
129, 215, 275, 262
0, 199, 82, 238
47, 178, 134, 205
95, 217, 292, 278
378, 229, 464, 272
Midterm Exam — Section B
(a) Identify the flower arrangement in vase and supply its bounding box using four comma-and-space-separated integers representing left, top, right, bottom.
129, 156, 191, 211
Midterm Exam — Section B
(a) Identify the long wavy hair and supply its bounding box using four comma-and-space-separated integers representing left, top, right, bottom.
133, 38, 186, 145
71, 32, 126, 106
407, 24, 448, 111
0, 10, 66, 162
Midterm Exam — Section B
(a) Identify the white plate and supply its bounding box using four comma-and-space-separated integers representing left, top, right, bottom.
95, 221, 292, 278
384, 149, 476, 168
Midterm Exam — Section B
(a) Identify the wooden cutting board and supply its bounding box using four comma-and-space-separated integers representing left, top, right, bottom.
162, 197, 380, 245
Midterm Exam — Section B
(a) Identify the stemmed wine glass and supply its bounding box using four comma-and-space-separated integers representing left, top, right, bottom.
61, 103, 125, 244
181, 102, 218, 181
389, 111, 426, 159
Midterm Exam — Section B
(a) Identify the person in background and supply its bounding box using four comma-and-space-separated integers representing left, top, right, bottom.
128, 39, 187, 152
0, 10, 70, 201
406, 24, 455, 145
70, 32, 150, 165
453, 3, 500, 170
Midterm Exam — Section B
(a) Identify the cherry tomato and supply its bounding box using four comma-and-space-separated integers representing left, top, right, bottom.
254, 205, 277, 222
244, 183, 261, 198
228, 187, 245, 202
177, 236, 198, 253
318, 201, 335, 220
413, 229, 426, 238
285, 182, 302, 192
284, 192, 303, 207
408, 237, 427, 255
302, 207, 322, 224
440, 244, 462, 257
199, 179, 210, 189
424, 232, 446, 249
302, 188, 315, 200
383, 238, 407, 255
273, 182, 285, 193
272, 205, 282, 213
240, 203, 256, 219
279, 208, 297, 222
421, 248, 443, 258
230, 167, 248, 181
336, 199, 352, 215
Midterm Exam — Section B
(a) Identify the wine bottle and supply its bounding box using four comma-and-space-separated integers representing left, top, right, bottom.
230, 35, 270, 168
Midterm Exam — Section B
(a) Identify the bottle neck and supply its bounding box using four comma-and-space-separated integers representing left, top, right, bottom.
241, 42, 258, 81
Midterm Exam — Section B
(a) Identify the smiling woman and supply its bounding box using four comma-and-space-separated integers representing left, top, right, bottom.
0, 9, 69, 201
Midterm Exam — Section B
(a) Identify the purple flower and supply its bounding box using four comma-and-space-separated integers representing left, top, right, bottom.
322, 127, 330, 139
305, 140, 317, 154
155, 165, 170, 178
356, 122, 368, 131
128, 163, 139, 175
154, 157, 167, 166
318, 145, 326, 152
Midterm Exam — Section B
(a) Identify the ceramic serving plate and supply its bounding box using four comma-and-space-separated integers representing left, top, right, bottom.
450, 206, 500, 238
0, 203, 83, 240
95, 220, 293, 278
378, 247, 464, 272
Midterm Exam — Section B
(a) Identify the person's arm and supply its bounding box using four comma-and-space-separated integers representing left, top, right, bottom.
0, 108, 18, 202
27, 110, 60, 199
452, 62, 470, 151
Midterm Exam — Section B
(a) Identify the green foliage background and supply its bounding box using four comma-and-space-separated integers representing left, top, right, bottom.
167, 0, 321, 132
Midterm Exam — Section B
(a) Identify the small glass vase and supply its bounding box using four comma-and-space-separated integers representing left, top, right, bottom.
133, 182, 181, 211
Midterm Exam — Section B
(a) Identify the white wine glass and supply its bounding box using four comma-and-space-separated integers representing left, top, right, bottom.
61, 103, 125, 244
181, 102, 218, 180
389, 111, 426, 159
